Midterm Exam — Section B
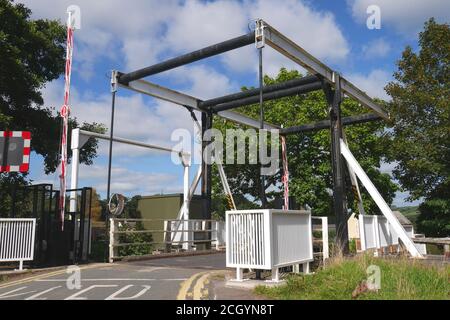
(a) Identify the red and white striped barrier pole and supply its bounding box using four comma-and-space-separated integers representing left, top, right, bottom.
281, 135, 289, 210
58, 8, 79, 230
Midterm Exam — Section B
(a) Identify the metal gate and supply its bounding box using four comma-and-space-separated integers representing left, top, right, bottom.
4, 184, 93, 267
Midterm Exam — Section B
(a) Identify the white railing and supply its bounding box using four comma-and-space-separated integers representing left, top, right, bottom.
358, 215, 428, 256
359, 215, 396, 255
226, 209, 314, 282
0, 218, 36, 270
312, 216, 329, 262
165, 219, 225, 251
109, 218, 224, 262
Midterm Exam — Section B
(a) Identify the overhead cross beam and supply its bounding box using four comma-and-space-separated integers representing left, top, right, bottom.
212, 81, 322, 113
118, 32, 255, 84
280, 113, 382, 135
199, 74, 319, 109
257, 19, 389, 120
117, 75, 280, 130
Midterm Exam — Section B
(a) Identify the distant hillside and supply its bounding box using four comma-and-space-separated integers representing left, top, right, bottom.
394, 206, 420, 225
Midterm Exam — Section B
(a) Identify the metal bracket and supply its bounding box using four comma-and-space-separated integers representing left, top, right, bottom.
66, 5, 81, 30
255, 19, 265, 49
111, 70, 118, 93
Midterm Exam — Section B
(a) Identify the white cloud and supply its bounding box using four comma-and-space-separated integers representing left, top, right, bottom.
41, 80, 195, 158
164, 1, 248, 52
19, 0, 177, 73
362, 38, 391, 59
19, 0, 350, 77
221, 0, 352, 76
77, 164, 182, 195
346, 69, 391, 100
348, 0, 450, 36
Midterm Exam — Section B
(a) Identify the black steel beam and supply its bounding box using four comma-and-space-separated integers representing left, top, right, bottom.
201, 112, 213, 221
211, 81, 322, 113
119, 32, 255, 84
280, 113, 382, 135
199, 75, 319, 109
327, 75, 349, 254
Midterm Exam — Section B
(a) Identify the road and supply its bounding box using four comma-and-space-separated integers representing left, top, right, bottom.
0, 253, 232, 300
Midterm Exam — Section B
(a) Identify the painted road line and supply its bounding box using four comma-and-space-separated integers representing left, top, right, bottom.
177, 271, 209, 300
0, 287, 36, 299
105, 285, 151, 300
36, 278, 188, 282
192, 271, 225, 300
64, 285, 118, 300
25, 286, 62, 300
0, 264, 105, 290
193, 273, 211, 300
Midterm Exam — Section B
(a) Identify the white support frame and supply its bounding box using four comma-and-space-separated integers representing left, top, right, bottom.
312, 216, 329, 261
70, 128, 191, 220
340, 139, 422, 258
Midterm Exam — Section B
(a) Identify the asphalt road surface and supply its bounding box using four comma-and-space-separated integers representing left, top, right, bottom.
0, 253, 228, 300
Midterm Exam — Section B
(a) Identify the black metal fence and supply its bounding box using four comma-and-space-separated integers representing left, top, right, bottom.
2, 184, 94, 267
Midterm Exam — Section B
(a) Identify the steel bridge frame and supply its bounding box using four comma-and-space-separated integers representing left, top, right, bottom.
107, 19, 389, 251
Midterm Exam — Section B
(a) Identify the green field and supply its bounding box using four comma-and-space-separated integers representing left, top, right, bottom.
395, 206, 420, 225
255, 255, 450, 300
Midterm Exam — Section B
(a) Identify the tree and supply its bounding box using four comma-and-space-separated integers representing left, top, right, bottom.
0, 0, 105, 178
213, 68, 397, 217
385, 19, 449, 236
90, 189, 103, 222
385, 18, 449, 200
416, 199, 450, 237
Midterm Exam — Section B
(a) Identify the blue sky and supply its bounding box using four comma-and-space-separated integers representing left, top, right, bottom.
21, 0, 449, 207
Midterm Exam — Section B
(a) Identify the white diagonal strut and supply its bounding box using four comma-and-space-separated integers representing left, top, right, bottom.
340, 139, 422, 258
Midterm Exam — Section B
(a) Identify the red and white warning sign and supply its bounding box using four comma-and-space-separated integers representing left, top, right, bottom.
0, 131, 31, 173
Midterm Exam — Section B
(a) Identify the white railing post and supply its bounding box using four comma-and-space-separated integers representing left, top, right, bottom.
322, 217, 329, 261
374, 216, 381, 257
109, 218, 115, 263
215, 221, 220, 250
359, 215, 366, 251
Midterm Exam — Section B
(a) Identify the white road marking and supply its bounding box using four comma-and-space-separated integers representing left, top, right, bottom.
37, 278, 187, 282
137, 267, 165, 273
25, 286, 62, 300
64, 285, 118, 300
0, 287, 36, 299
105, 285, 151, 300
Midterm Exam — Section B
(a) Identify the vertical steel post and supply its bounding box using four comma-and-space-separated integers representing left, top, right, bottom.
256, 47, 265, 281
201, 112, 213, 220
327, 73, 349, 253
258, 47, 267, 209
106, 91, 116, 206
106, 71, 118, 262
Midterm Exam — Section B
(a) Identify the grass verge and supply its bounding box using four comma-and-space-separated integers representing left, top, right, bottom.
254, 255, 449, 300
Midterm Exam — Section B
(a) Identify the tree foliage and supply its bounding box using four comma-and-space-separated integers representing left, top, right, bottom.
385, 18, 449, 200
385, 19, 449, 237
213, 68, 397, 217
417, 199, 450, 237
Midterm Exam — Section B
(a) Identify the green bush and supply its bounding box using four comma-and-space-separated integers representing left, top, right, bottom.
417, 198, 450, 237
117, 222, 153, 257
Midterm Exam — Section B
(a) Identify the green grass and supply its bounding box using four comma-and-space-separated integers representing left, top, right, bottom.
255, 255, 450, 300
